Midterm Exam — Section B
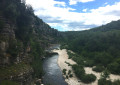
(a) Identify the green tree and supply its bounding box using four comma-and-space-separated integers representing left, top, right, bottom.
62, 69, 67, 75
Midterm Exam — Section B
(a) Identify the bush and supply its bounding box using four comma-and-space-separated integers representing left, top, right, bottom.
81, 74, 96, 83
60, 44, 68, 49
72, 64, 96, 83
68, 70, 71, 75
98, 79, 120, 85
107, 62, 120, 74
32, 59, 43, 78
69, 74, 73, 78
98, 78, 112, 85
0, 80, 19, 85
112, 80, 120, 85
66, 75, 69, 79
92, 65, 105, 72
94, 52, 113, 67
101, 69, 110, 79
67, 51, 74, 59
0, 20, 4, 29
72, 65, 85, 79
73, 56, 84, 65
84, 60, 94, 67
62, 69, 67, 75
67, 70, 73, 78
65, 61, 71, 66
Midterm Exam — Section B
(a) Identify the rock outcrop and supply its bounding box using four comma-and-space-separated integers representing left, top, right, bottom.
0, 0, 61, 84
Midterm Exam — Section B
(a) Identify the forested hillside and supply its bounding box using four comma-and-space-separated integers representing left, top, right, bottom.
0, 0, 61, 85
0, 0, 120, 85
61, 20, 120, 85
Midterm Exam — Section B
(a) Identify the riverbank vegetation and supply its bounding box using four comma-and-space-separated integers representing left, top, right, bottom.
0, 80, 20, 85
62, 69, 73, 79
61, 20, 120, 84
72, 64, 96, 83
66, 51, 96, 83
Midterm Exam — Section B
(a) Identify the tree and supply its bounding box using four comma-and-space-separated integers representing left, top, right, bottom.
62, 69, 67, 75
101, 69, 110, 80
81, 74, 96, 83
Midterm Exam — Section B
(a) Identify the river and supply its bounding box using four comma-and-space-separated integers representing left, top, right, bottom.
43, 45, 68, 85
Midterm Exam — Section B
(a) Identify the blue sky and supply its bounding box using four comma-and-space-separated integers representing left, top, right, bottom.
26, 0, 120, 31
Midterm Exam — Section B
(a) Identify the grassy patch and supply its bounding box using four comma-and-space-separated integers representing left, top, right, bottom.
0, 80, 20, 85
0, 62, 31, 79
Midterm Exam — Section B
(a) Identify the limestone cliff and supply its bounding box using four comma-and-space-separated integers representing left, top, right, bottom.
0, 0, 61, 85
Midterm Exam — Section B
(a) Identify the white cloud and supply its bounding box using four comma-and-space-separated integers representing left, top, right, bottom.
86, 2, 120, 25
26, 0, 120, 31
82, 8, 87, 12
69, 0, 95, 5
104, 2, 108, 5
26, 0, 66, 9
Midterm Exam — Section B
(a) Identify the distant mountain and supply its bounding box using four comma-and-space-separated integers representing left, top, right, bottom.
61, 19, 120, 77
91, 20, 120, 32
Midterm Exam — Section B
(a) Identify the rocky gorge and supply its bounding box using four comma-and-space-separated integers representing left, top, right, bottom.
0, 0, 61, 84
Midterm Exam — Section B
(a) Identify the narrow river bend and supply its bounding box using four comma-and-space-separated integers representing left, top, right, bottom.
43, 45, 68, 85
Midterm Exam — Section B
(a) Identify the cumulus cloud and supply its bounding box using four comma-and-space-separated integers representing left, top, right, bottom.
87, 2, 120, 25
69, 0, 95, 5
26, 0, 66, 9
26, 0, 120, 31
104, 2, 108, 5
82, 8, 87, 12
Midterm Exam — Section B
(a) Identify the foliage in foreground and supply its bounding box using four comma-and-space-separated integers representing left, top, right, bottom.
82, 74, 96, 83
92, 65, 105, 72
30, 40, 44, 78
72, 64, 96, 83
62, 69, 67, 75
98, 78, 120, 85
98, 78, 112, 85
0, 80, 19, 85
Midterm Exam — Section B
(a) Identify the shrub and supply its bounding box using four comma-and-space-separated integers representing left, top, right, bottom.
72, 65, 85, 79
65, 61, 71, 66
67, 51, 74, 59
67, 70, 73, 78
0, 20, 4, 29
32, 59, 43, 78
69, 74, 73, 78
66, 75, 69, 79
101, 69, 110, 79
94, 52, 113, 67
107, 62, 120, 74
68, 70, 71, 75
92, 65, 105, 72
98, 78, 112, 85
81, 74, 96, 83
62, 69, 67, 75
73, 56, 84, 65
112, 80, 120, 85
0, 80, 19, 85
84, 60, 94, 67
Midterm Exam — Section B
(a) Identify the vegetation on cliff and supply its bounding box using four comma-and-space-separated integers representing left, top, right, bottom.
0, 0, 61, 84
0, 0, 120, 85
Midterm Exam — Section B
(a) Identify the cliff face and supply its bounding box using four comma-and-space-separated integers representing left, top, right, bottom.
0, 15, 16, 65
0, 0, 61, 85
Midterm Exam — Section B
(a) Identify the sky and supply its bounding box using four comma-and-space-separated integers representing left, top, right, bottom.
26, 0, 120, 31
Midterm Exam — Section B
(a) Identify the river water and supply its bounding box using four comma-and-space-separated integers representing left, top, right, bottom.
43, 45, 68, 85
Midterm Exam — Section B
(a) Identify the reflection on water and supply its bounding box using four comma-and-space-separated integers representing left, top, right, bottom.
43, 54, 67, 85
